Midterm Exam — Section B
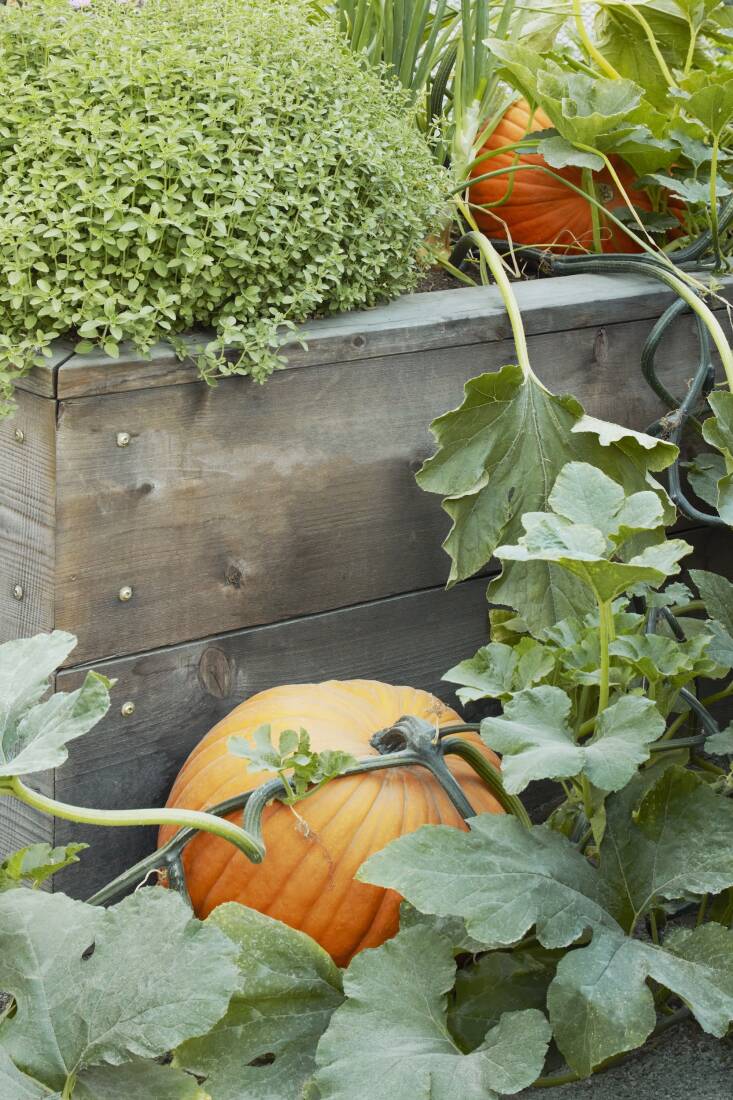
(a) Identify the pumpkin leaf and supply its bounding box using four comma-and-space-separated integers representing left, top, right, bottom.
417, 364, 676, 607
599, 766, 733, 929
480, 688, 664, 794
443, 639, 555, 704
536, 134, 605, 171
448, 945, 561, 1053
359, 814, 619, 949
644, 172, 732, 204
608, 632, 719, 686
0, 631, 112, 779
690, 568, 733, 635
313, 926, 551, 1099
488, 561, 595, 637
228, 726, 357, 804
701, 391, 733, 522
174, 904, 343, 1100
72, 1062, 207, 1100
686, 78, 733, 138
0, 888, 238, 1095
548, 922, 733, 1076
0, 1049, 50, 1100
705, 722, 733, 755
0, 843, 87, 893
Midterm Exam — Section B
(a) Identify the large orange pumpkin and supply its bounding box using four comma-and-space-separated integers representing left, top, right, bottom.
469, 99, 654, 253
161, 680, 503, 965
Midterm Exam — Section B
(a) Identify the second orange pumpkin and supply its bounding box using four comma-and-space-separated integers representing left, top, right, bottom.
160, 679, 504, 965
469, 99, 653, 253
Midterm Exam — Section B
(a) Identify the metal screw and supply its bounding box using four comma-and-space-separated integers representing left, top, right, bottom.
116, 431, 131, 448
120, 701, 136, 717
13, 428, 25, 444
12, 584, 23, 601
118, 585, 133, 602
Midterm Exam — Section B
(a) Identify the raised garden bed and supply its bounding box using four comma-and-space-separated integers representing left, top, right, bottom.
2, 269, 731, 897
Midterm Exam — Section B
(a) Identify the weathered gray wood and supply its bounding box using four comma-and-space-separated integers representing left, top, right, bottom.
0, 776, 54, 859
0, 391, 56, 644
13, 340, 77, 399
51, 271, 733, 398
51, 576, 490, 896
55, 306, 720, 665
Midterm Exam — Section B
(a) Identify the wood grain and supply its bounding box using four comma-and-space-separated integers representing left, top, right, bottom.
52, 577, 490, 896
55, 306, 720, 665
51, 271, 733, 399
0, 391, 56, 644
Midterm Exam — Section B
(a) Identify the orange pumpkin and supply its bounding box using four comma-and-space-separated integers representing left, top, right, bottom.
160, 679, 503, 965
469, 99, 654, 253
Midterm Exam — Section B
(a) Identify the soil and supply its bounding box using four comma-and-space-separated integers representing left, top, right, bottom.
516, 1020, 733, 1099
415, 266, 466, 294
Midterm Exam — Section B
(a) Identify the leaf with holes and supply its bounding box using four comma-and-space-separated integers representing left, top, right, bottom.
0, 888, 238, 1096
174, 904, 343, 1100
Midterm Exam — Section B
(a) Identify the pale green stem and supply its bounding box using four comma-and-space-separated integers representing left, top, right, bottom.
710, 136, 722, 268
623, 4, 677, 89
573, 0, 621, 78
7, 777, 264, 861
597, 600, 615, 716
463, 231, 535, 382
583, 166, 603, 253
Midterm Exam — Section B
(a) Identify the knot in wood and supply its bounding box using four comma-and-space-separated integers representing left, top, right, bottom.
198, 646, 234, 699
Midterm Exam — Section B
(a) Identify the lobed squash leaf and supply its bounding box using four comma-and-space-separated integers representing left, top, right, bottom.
0, 888, 238, 1097
548, 922, 733, 1076
0, 842, 87, 893
174, 904, 343, 1100
417, 365, 675, 630
599, 766, 733, 930
72, 1062, 207, 1100
701, 391, 733, 523
0, 632, 112, 779
313, 926, 551, 1100
359, 814, 619, 949
481, 689, 664, 794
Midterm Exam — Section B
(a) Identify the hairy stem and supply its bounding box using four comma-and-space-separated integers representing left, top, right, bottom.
572, 0, 621, 79
464, 231, 535, 381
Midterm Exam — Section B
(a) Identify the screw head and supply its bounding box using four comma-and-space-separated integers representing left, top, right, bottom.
116, 431, 131, 448
120, 701, 136, 717
13, 428, 25, 444
118, 585, 133, 602
12, 584, 23, 601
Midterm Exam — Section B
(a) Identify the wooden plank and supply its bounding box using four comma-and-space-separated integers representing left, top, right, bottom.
56, 306, 718, 665
14, 340, 77, 398
0, 391, 56, 643
54, 271, 733, 399
51, 577, 491, 897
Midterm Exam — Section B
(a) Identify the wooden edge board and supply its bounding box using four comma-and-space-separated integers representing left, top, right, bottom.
32, 270, 733, 400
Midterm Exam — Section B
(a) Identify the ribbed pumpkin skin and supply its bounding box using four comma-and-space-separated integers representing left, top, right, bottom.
469, 99, 653, 253
160, 680, 503, 965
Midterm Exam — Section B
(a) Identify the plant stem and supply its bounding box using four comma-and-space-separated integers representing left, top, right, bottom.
583, 166, 603, 253
572, 0, 621, 79
442, 737, 533, 827
649, 908, 660, 946
465, 231, 535, 381
8, 777, 264, 861
710, 136, 723, 269
597, 600, 615, 715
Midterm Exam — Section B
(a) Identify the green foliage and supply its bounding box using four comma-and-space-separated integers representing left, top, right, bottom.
174, 904, 343, 1100
0, 888, 239, 1097
228, 725, 357, 804
0, 632, 111, 779
0, 0, 445, 413
0, 842, 87, 892
313, 926, 551, 1099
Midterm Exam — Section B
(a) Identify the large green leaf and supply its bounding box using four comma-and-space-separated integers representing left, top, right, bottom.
481, 689, 663, 793
0, 843, 87, 893
488, 561, 595, 637
73, 1062, 206, 1100
600, 766, 733, 929
701, 391, 733, 522
687, 77, 733, 137
548, 922, 733, 1075
174, 904, 342, 1100
0, 888, 238, 1096
0, 631, 111, 778
313, 926, 551, 1099
448, 945, 560, 1053
417, 365, 675, 593
443, 639, 555, 704
690, 568, 733, 634
0, 1049, 51, 1100
359, 814, 619, 948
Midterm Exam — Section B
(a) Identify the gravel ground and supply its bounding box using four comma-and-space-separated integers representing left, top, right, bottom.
516, 1020, 733, 1099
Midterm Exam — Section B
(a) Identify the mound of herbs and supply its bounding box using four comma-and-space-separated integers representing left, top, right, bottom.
0, 0, 445, 414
